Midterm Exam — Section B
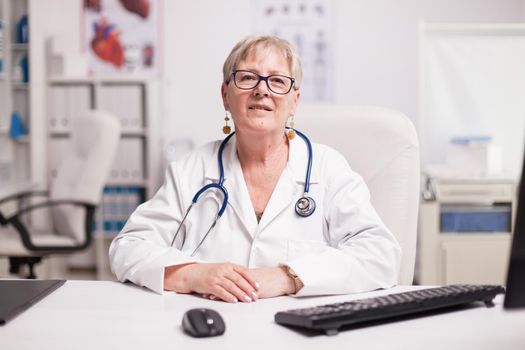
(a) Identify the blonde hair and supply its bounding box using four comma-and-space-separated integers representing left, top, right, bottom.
222, 35, 303, 89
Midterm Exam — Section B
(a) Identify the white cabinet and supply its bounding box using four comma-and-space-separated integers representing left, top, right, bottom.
0, 1, 161, 280
0, 0, 31, 183
418, 178, 515, 285
46, 77, 160, 280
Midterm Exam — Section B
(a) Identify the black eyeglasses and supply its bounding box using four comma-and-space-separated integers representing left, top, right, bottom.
230, 70, 296, 95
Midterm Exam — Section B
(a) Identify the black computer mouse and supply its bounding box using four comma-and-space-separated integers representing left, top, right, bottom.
182, 308, 226, 338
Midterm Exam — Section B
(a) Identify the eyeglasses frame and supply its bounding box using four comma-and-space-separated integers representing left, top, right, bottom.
230, 69, 296, 95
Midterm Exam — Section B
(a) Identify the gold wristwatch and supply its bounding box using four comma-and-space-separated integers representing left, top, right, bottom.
286, 266, 304, 294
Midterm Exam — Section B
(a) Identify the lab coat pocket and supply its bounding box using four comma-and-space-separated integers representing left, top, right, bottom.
287, 239, 328, 261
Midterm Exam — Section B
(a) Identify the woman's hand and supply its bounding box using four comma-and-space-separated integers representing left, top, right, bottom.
248, 266, 295, 298
164, 263, 259, 303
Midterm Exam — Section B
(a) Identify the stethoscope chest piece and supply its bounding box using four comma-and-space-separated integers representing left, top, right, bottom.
295, 195, 316, 217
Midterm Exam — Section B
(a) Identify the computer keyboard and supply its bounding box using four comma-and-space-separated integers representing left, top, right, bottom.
275, 284, 505, 335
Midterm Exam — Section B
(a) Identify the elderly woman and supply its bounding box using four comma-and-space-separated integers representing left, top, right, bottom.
109, 35, 401, 303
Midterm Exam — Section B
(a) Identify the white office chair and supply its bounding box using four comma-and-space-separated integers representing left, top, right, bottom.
297, 105, 420, 285
0, 110, 121, 278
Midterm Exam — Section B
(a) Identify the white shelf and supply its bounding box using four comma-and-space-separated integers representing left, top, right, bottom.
50, 129, 147, 137
0, 131, 31, 143
106, 180, 147, 187
94, 232, 118, 239
13, 135, 30, 143
12, 82, 29, 90
122, 130, 147, 137
10, 43, 29, 51
49, 131, 70, 137
48, 75, 153, 84
438, 232, 511, 240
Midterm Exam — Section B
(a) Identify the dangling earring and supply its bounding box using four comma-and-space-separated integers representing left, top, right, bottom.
223, 111, 232, 134
286, 115, 296, 141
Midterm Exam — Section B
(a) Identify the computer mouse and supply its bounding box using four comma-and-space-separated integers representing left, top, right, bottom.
182, 308, 226, 338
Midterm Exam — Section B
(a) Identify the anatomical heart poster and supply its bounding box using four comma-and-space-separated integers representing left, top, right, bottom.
83, 0, 160, 76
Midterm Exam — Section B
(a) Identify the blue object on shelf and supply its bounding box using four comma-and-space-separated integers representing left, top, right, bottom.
16, 15, 29, 43
20, 54, 29, 82
103, 220, 113, 233
450, 135, 492, 145
9, 111, 27, 139
440, 206, 511, 233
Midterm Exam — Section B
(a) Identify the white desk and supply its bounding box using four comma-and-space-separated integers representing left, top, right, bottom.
1, 281, 524, 350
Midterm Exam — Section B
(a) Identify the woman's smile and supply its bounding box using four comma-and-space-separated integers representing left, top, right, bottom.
248, 103, 273, 111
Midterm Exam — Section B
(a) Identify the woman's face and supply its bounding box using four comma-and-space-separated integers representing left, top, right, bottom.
221, 47, 300, 138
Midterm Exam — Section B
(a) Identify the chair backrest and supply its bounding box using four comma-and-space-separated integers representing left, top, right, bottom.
50, 110, 121, 243
297, 105, 420, 285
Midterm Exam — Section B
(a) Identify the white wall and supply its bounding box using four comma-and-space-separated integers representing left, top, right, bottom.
29, 0, 525, 166
162, 0, 525, 158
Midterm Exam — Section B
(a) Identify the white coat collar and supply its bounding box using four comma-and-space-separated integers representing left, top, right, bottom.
203, 136, 236, 183
203, 133, 319, 185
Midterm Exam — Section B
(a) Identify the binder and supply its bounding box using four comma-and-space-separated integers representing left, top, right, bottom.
48, 86, 66, 132
96, 186, 144, 236
48, 138, 69, 180
68, 85, 91, 127
48, 85, 91, 132
110, 138, 144, 183
115, 186, 126, 231
98, 85, 143, 132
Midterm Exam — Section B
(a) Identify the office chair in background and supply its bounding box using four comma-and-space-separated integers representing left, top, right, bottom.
0, 110, 121, 278
297, 105, 420, 285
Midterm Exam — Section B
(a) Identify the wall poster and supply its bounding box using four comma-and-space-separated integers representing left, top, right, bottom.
83, 0, 160, 76
253, 0, 334, 102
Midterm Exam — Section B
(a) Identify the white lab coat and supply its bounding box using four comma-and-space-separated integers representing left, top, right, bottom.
109, 135, 401, 295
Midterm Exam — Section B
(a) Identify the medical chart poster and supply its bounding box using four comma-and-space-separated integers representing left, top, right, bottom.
253, 0, 334, 103
83, 0, 160, 77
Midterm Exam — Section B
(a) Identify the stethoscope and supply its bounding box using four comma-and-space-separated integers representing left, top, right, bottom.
170, 128, 316, 256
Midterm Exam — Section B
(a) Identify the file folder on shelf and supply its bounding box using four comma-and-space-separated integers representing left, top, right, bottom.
109, 138, 144, 184
48, 138, 69, 180
95, 186, 145, 236
98, 85, 143, 133
48, 85, 91, 133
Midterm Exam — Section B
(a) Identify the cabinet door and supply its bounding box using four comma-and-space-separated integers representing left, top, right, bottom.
440, 238, 511, 284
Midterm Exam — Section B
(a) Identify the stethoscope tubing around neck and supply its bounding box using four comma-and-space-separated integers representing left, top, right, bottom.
217, 128, 313, 196
287, 127, 313, 195
190, 131, 234, 217
170, 132, 233, 251
170, 128, 315, 254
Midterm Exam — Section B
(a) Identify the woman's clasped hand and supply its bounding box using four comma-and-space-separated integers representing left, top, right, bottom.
164, 263, 295, 303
